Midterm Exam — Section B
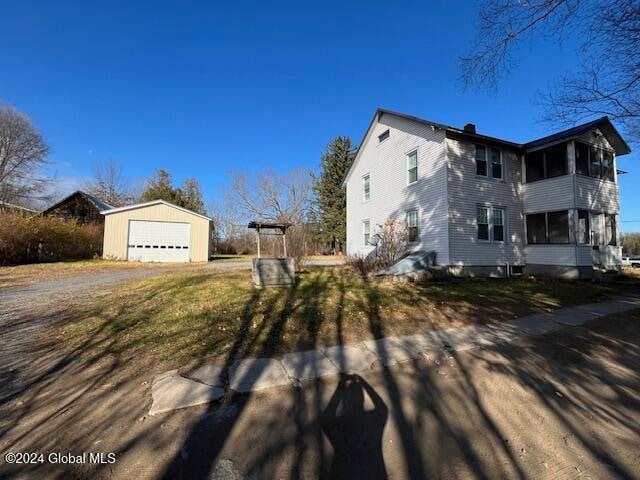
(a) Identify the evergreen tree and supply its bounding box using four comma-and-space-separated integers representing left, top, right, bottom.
312, 137, 355, 253
179, 177, 206, 215
140, 170, 205, 214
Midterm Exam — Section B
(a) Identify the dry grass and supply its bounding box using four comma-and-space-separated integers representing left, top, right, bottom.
622, 267, 640, 279
0, 259, 194, 289
56, 266, 638, 374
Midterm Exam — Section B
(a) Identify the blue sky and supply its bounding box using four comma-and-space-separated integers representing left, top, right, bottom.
1, 0, 638, 230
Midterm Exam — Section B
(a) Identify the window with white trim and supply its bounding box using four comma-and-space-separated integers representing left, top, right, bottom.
476, 144, 504, 180
363, 220, 370, 246
407, 151, 418, 184
406, 210, 419, 243
493, 207, 505, 242
605, 213, 617, 246
475, 144, 487, 176
362, 174, 370, 201
477, 206, 506, 242
490, 148, 503, 180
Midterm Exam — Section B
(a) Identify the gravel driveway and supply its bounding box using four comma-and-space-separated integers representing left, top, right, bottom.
0, 259, 344, 403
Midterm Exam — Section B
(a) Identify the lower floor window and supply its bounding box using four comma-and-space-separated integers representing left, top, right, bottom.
605, 213, 617, 246
526, 210, 569, 244
477, 206, 505, 242
493, 208, 505, 242
406, 210, 419, 242
477, 207, 489, 241
363, 220, 370, 246
578, 210, 590, 244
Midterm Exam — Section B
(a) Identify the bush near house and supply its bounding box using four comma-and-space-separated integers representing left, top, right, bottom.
0, 212, 103, 265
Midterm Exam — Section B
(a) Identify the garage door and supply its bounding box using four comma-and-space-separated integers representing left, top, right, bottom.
127, 220, 191, 262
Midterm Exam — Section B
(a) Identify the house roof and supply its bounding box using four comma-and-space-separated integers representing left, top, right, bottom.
343, 108, 631, 185
523, 117, 631, 154
100, 199, 212, 221
0, 201, 39, 214
42, 190, 114, 215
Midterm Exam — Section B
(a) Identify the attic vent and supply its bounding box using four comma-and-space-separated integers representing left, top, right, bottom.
378, 129, 390, 142
464, 123, 476, 134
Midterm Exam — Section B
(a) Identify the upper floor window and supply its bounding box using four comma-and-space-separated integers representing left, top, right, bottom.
525, 142, 568, 182
491, 148, 503, 180
378, 129, 390, 143
407, 151, 418, 184
477, 206, 505, 242
575, 141, 615, 181
406, 210, 419, 242
363, 220, 370, 246
362, 174, 370, 201
475, 144, 487, 176
476, 144, 503, 179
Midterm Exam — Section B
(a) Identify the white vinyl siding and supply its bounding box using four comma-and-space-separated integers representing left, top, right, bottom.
346, 113, 449, 262
447, 138, 524, 266
521, 175, 575, 213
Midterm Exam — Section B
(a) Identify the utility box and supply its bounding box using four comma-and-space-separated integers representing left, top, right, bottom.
252, 258, 295, 287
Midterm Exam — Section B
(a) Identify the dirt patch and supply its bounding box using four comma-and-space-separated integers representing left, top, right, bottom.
1, 309, 639, 479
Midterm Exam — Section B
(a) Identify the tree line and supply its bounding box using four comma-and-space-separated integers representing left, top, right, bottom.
0, 102, 356, 254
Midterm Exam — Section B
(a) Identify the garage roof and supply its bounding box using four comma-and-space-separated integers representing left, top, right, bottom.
100, 199, 212, 221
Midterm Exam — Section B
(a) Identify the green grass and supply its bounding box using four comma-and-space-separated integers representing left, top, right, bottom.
58, 266, 638, 372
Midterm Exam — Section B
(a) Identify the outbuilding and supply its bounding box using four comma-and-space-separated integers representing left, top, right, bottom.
101, 200, 211, 263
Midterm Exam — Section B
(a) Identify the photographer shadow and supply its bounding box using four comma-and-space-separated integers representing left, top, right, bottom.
320, 374, 389, 479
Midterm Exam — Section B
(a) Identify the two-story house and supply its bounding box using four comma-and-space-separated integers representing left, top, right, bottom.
344, 108, 631, 278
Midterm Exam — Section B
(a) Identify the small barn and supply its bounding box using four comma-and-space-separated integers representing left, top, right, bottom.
101, 199, 211, 263
43, 190, 113, 224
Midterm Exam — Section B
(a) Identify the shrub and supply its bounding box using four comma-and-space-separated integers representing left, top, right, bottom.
0, 212, 103, 265
346, 253, 380, 278
374, 220, 408, 267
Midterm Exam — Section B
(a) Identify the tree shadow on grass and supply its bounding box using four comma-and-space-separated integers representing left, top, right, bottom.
2, 268, 640, 479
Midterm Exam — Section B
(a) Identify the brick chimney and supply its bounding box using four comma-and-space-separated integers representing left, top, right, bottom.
463, 123, 476, 134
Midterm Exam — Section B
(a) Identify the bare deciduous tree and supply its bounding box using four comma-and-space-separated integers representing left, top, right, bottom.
0, 103, 50, 204
460, 0, 640, 142
84, 160, 134, 207
226, 168, 313, 223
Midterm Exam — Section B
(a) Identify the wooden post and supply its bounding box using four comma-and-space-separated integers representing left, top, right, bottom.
256, 228, 261, 258
282, 228, 287, 258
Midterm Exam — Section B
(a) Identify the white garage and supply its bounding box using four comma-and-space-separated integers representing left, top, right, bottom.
101, 200, 211, 263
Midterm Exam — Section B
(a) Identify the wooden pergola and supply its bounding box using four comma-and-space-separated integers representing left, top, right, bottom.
247, 221, 293, 258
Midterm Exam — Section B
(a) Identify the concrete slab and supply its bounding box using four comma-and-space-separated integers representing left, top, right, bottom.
435, 326, 482, 352
505, 314, 563, 335
190, 364, 225, 387
550, 307, 600, 326
149, 371, 224, 415
573, 300, 640, 317
362, 337, 419, 366
280, 350, 340, 381
228, 358, 292, 393
392, 332, 443, 356
321, 343, 380, 373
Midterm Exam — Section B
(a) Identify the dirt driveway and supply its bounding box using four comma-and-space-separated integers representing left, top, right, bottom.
1, 297, 639, 479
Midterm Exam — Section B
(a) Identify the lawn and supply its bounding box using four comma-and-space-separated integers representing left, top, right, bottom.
0, 258, 197, 289
57, 266, 639, 373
